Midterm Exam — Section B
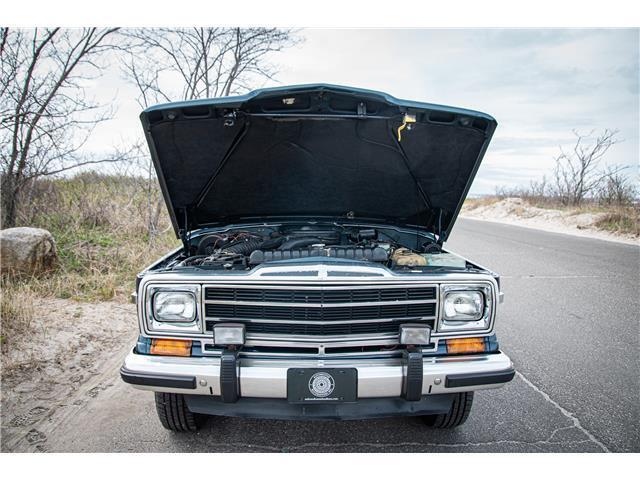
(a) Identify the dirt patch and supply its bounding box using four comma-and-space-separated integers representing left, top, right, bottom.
461, 198, 639, 245
1, 298, 136, 451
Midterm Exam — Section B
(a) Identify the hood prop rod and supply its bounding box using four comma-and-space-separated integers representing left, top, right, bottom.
178, 115, 249, 254
193, 114, 250, 210
389, 122, 440, 243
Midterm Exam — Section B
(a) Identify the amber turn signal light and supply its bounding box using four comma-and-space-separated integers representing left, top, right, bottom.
446, 337, 485, 354
150, 338, 192, 357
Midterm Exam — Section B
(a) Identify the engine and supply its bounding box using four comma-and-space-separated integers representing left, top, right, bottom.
167, 225, 447, 271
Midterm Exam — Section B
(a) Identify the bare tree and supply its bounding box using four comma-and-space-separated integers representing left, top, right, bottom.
596, 166, 637, 206
1, 27, 121, 228
551, 129, 623, 206
120, 28, 298, 107
527, 175, 548, 201
119, 27, 299, 240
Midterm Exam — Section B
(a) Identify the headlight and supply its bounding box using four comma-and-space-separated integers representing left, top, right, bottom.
153, 291, 196, 322
145, 285, 202, 334
443, 291, 483, 321
438, 285, 493, 333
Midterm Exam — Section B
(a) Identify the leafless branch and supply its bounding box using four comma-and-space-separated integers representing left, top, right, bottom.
1, 27, 120, 228
550, 129, 622, 206
119, 27, 299, 105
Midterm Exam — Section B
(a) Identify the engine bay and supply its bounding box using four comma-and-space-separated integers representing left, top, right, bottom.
162, 224, 471, 272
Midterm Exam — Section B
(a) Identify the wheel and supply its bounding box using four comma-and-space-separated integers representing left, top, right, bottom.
154, 392, 204, 432
422, 392, 474, 428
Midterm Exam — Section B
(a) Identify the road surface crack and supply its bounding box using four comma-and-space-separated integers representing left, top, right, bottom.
280, 439, 596, 452
515, 371, 610, 452
171, 438, 597, 452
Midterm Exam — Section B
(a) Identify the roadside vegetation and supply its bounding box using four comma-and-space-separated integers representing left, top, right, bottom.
1, 172, 179, 348
464, 197, 639, 237
2, 172, 178, 301
465, 130, 639, 237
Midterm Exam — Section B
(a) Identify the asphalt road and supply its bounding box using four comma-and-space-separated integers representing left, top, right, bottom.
18, 219, 640, 452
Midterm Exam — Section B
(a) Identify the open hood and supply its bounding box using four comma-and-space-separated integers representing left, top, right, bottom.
141, 84, 496, 243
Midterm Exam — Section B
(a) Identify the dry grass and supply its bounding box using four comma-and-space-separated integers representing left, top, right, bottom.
531, 202, 639, 236
462, 196, 502, 211
593, 209, 640, 236
2, 172, 180, 304
0, 280, 36, 352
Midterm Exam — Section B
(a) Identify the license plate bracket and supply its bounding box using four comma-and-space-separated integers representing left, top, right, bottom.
287, 368, 357, 403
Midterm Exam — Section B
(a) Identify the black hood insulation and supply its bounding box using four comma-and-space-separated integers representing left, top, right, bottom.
140, 84, 497, 242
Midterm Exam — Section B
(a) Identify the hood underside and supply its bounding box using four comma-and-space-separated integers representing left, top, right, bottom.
141, 84, 497, 242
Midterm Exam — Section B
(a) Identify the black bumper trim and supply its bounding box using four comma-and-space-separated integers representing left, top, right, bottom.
120, 366, 197, 390
185, 394, 456, 421
445, 368, 515, 388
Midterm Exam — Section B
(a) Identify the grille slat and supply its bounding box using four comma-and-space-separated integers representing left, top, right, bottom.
204, 286, 436, 303
205, 302, 435, 322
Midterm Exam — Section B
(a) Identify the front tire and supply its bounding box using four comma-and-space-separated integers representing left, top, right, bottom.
155, 393, 204, 432
422, 392, 474, 428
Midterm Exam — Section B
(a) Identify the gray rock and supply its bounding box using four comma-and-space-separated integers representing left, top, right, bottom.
0, 227, 57, 275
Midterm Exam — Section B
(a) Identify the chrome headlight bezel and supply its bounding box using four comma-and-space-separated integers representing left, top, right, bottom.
145, 284, 202, 334
437, 284, 493, 333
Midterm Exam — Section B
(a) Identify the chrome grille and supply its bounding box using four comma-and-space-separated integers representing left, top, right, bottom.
205, 302, 435, 322
204, 286, 436, 303
203, 284, 437, 340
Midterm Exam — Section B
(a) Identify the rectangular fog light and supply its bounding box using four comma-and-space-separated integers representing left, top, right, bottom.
214, 323, 246, 346
400, 324, 431, 345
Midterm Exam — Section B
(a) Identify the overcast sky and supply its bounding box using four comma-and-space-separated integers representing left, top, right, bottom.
88, 28, 639, 195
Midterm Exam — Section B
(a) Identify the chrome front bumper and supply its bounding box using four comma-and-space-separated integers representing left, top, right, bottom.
121, 349, 514, 398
